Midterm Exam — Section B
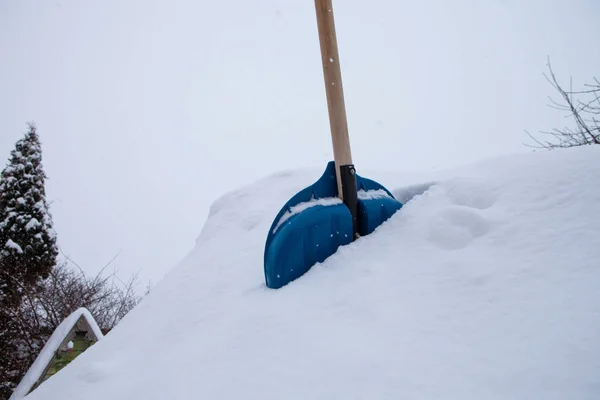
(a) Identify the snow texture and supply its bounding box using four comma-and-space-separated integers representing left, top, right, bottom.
357, 188, 392, 200
272, 197, 343, 233
24, 218, 41, 231
11, 308, 103, 400
5, 239, 23, 254
22, 147, 600, 400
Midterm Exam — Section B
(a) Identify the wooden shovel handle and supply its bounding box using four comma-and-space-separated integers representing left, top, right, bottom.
314, 0, 353, 197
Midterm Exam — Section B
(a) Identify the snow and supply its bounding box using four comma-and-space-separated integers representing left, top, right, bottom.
272, 197, 343, 233
22, 146, 600, 400
25, 218, 41, 231
5, 238, 23, 253
10, 308, 104, 400
357, 188, 392, 200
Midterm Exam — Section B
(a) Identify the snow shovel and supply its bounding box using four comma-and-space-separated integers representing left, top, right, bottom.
263, 0, 403, 289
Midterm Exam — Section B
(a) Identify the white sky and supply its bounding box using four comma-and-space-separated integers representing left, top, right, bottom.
1, 0, 599, 289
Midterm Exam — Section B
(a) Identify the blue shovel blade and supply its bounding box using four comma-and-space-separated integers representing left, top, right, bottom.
264, 202, 354, 289
264, 161, 403, 289
355, 174, 404, 237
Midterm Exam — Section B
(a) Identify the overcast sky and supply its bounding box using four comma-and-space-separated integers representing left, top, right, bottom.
1, 0, 599, 289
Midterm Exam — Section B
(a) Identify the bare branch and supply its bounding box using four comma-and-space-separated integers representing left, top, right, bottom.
526, 56, 600, 149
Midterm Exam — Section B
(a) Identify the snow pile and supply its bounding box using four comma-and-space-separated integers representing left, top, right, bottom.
24, 147, 600, 399
12, 308, 103, 400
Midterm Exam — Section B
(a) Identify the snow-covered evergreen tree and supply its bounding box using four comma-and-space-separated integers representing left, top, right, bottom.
0, 123, 58, 308
0, 123, 58, 399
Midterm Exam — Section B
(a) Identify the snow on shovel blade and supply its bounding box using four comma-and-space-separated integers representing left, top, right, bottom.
356, 175, 404, 237
264, 161, 403, 289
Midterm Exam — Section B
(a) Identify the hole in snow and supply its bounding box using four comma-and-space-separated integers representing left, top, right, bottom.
392, 181, 438, 204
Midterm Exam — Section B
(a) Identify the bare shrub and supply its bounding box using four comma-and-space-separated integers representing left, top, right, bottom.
526, 57, 600, 149
1, 254, 147, 399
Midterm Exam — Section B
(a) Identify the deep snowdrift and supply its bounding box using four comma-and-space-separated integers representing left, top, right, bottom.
25, 147, 600, 399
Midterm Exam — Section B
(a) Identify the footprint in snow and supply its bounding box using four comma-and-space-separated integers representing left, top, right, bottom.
444, 180, 498, 210
428, 205, 491, 250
